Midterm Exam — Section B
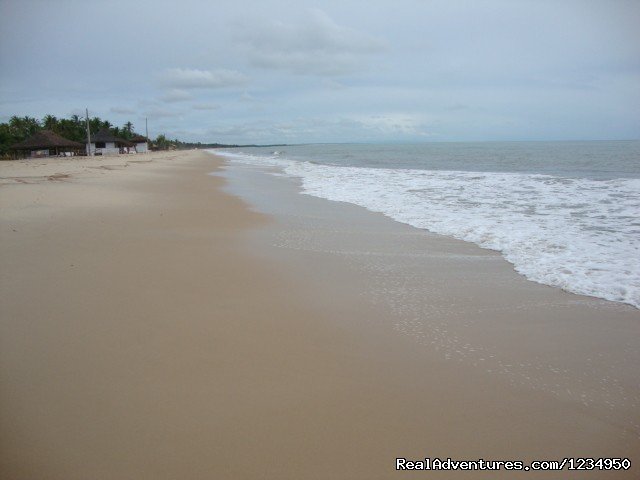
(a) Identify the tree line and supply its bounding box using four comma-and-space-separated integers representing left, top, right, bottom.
0, 114, 177, 157
0, 113, 280, 158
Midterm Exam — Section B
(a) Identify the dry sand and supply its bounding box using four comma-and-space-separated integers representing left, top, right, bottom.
1, 150, 638, 479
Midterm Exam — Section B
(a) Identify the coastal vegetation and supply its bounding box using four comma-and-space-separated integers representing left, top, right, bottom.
0, 114, 245, 158
0, 115, 137, 155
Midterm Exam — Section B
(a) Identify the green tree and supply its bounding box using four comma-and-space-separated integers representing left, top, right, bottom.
42, 114, 59, 132
88, 117, 103, 136
123, 121, 134, 139
58, 118, 85, 142
0, 123, 13, 156
154, 134, 169, 150
9, 115, 40, 140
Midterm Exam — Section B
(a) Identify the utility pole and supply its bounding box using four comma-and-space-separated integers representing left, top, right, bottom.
85, 108, 92, 156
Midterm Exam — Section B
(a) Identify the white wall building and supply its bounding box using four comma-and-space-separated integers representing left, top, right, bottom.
130, 135, 149, 153
89, 128, 133, 155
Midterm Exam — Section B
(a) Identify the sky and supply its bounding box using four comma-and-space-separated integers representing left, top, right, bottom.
0, 0, 638, 144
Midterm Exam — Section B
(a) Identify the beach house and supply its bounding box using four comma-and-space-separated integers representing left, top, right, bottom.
89, 128, 134, 155
9, 130, 84, 158
130, 135, 149, 153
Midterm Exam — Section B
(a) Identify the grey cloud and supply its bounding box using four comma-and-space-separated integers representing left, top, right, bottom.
110, 106, 136, 114
239, 9, 385, 76
160, 89, 193, 103
2, 0, 637, 143
192, 103, 220, 111
161, 68, 248, 89
143, 107, 182, 119
347, 114, 433, 136
239, 92, 257, 102
322, 79, 347, 90
206, 121, 292, 141
203, 113, 434, 144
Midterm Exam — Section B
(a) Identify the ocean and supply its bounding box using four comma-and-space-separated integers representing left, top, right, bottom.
214, 141, 640, 309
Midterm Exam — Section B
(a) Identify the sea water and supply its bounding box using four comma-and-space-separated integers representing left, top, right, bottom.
214, 141, 640, 309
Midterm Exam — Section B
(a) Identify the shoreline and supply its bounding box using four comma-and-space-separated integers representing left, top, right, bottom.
216, 143, 640, 310
1, 150, 639, 479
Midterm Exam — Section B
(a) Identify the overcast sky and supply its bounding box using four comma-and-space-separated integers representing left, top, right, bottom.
1, 0, 638, 144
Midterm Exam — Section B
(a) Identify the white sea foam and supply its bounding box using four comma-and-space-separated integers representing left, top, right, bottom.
215, 150, 640, 308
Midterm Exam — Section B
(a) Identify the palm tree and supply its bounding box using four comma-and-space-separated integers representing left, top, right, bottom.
89, 117, 103, 135
43, 114, 59, 132
9, 116, 40, 140
123, 121, 134, 138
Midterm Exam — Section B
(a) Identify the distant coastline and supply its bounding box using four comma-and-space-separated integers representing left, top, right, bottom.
0, 113, 291, 159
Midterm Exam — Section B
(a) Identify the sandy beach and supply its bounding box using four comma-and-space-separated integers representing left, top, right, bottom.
1, 150, 639, 479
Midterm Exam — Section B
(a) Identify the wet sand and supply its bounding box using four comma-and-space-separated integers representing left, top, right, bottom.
1, 150, 638, 479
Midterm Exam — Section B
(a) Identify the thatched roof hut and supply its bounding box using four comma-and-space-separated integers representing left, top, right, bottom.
10, 130, 84, 157
11, 130, 84, 151
129, 134, 149, 153
87, 128, 134, 155
90, 128, 134, 147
